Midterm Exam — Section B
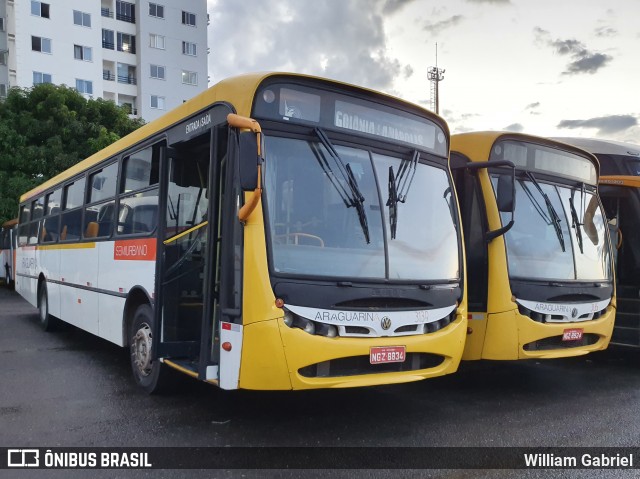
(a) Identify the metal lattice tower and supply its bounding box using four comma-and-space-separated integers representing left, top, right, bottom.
427, 43, 445, 114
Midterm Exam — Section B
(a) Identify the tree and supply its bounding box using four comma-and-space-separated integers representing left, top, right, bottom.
0, 84, 144, 224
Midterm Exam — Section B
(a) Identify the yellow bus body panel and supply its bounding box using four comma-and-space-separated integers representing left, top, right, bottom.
478, 306, 615, 360
239, 315, 467, 390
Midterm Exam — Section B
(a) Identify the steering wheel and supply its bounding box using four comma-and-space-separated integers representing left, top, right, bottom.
274, 232, 325, 247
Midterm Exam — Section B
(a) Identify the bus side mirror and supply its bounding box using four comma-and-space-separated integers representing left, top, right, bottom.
496, 174, 515, 213
239, 131, 259, 190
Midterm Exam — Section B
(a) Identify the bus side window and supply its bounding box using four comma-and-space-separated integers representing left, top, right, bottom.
60, 178, 86, 242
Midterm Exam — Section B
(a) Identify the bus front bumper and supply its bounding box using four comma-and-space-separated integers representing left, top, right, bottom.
238, 314, 468, 390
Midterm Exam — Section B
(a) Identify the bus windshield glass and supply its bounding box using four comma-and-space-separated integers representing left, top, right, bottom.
264, 135, 459, 281
493, 176, 611, 281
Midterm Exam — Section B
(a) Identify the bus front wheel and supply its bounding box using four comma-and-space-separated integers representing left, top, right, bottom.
129, 304, 170, 394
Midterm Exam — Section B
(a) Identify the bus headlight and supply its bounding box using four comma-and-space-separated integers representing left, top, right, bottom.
283, 309, 338, 337
283, 310, 294, 327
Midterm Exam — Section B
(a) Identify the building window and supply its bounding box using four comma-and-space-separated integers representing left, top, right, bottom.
150, 64, 165, 80
182, 11, 196, 26
0, 17, 5, 31
150, 95, 165, 110
102, 29, 115, 50
0, 84, 6, 98
31, 1, 50, 19
74, 45, 93, 62
116, 1, 136, 23
32, 36, 52, 54
75, 79, 93, 95
73, 10, 91, 27
181, 70, 197, 86
117, 63, 136, 84
0, 50, 6, 66
149, 3, 164, 19
149, 34, 165, 50
33, 71, 52, 85
182, 41, 197, 56
117, 32, 136, 53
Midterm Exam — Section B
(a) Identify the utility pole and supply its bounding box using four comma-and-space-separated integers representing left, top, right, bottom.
427, 43, 445, 115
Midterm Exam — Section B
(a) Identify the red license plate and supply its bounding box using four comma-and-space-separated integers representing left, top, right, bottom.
370, 346, 406, 364
562, 328, 584, 341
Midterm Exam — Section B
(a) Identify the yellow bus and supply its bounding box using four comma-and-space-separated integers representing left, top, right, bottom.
15, 72, 467, 393
451, 132, 615, 360
1, 218, 17, 288
554, 138, 640, 347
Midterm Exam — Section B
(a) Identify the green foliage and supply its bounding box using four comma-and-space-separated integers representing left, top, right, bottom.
0, 84, 144, 224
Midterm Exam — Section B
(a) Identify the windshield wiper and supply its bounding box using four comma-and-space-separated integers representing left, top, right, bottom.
387, 150, 418, 239
569, 186, 585, 254
524, 172, 565, 252
313, 128, 370, 243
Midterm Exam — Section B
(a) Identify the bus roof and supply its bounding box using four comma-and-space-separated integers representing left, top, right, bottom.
20, 72, 444, 204
551, 137, 640, 157
451, 131, 598, 166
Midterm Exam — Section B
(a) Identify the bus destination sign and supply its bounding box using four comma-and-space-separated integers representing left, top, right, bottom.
334, 100, 436, 149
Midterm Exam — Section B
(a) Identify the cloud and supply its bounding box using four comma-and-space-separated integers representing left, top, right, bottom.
382, 0, 416, 15
465, 0, 511, 3
423, 15, 464, 35
525, 102, 540, 115
208, 0, 407, 92
533, 28, 612, 75
504, 123, 524, 133
557, 115, 638, 135
594, 26, 617, 38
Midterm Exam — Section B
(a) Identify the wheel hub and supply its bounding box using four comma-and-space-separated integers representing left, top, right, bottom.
132, 323, 153, 376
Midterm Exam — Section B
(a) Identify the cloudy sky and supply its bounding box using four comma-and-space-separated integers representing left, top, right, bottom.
207, 0, 640, 144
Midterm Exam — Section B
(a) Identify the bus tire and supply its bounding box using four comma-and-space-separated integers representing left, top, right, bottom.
38, 283, 57, 331
129, 304, 170, 394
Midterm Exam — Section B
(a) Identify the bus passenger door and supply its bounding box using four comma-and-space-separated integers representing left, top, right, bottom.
153, 107, 237, 383
155, 131, 214, 373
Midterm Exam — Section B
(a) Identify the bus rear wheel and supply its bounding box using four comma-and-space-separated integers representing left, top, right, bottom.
129, 304, 171, 394
38, 283, 57, 331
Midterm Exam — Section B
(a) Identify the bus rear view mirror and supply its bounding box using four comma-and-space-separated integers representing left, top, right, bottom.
496, 174, 515, 213
239, 132, 259, 190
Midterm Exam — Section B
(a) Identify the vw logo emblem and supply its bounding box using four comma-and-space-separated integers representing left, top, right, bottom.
571, 308, 579, 319
381, 317, 392, 330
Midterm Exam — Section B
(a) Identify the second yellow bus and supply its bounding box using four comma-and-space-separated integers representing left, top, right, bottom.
451, 132, 615, 360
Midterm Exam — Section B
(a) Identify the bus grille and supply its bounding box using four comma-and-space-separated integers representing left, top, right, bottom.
518, 305, 607, 323
298, 353, 444, 378
523, 333, 599, 351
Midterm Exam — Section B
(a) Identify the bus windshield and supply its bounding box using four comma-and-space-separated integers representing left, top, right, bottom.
494, 176, 611, 281
264, 135, 459, 281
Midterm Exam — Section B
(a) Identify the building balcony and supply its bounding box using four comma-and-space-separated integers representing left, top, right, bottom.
101, 8, 113, 18
117, 75, 136, 85
103, 71, 115, 81
116, 13, 135, 24
102, 41, 115, 50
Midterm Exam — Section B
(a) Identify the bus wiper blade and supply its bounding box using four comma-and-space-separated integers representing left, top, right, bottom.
387, 166, 398, 239
396, 150, 419, 202
314, 127, 370, 243
386, 150, 418, 240
569, 188, 584, 254
525, 171, 566, 252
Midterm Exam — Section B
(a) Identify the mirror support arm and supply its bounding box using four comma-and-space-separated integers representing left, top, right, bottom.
228, 113, 264, 223
454, 160, 516, 243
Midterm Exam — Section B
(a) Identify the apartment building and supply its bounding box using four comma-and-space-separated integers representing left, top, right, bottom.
0, 0, 208, 121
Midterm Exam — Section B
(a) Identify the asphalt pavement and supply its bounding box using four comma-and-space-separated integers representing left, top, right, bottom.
1, 285, 640, 478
